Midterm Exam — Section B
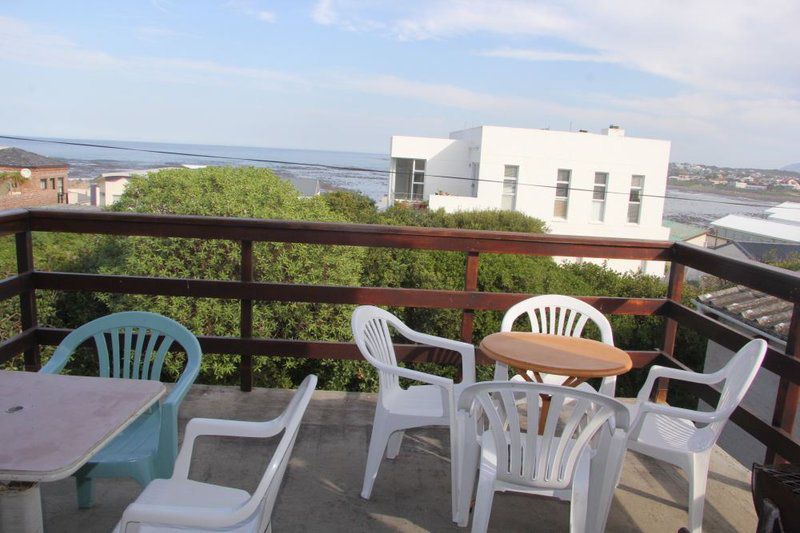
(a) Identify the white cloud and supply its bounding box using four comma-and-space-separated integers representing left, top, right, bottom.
0, 16, 296, 87
256, 10, 276, 23
314, 1, 800, 99
224, 1, 277, 23
312, 0, 336, 25
134, 26, 190, 42
478, 47, 615, 64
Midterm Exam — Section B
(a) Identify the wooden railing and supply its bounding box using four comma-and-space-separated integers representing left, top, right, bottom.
0, 207, 798, 463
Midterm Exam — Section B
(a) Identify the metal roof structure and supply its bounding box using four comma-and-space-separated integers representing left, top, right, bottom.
766, 202, 800, 225
0, 147, 67, 169
697, 285, 792, 341
711, 214, 800, 243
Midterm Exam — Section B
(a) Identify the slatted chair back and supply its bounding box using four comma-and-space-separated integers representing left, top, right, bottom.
459, 381, 629, 490
351, 306, 407, 397
502, 294, 613, 344
42, 311, 201, 381
708, 338, 767, 438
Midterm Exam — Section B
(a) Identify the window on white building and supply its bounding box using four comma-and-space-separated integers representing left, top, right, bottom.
553, 169, 571, 219
501, 165, 518, 210
628, 175, 644, 223
591, 172, 608, 222
393, 158, 426, 201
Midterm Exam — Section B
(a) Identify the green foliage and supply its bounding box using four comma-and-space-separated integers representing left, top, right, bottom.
47, 168, 373, 389
0, 180, 707, 403
320, 190, 379, 223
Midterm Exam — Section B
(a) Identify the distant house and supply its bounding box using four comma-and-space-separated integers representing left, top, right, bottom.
710, 213, 800, 244
777, 178, 800, 190
91, 166, 321, 207
664, 220, 708, 247
388, 125, 671, 276
91, 169, 154, 207
0, 147, 69, 209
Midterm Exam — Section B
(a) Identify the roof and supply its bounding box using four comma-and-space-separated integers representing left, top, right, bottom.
663, 220, 707, 242
0, 147, 67, 169
730, 241, 800, 262
697, 285, 792, 340
711, 214, 800, 243
766, 202, 800, 225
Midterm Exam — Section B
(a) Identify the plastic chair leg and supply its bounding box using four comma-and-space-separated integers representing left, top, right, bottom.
456, 438, 480, 526
470, 469, 495, 533
570, 463, 589, 533
687, 452, 710, 533
386, 430, 404, 459
75, 474, 94, 509
361, 414, 393, 499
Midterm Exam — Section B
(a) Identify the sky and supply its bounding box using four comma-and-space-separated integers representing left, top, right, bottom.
0, 0, 798, 168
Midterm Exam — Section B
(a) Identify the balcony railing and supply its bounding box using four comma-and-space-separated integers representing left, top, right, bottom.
0, 207, 798, 464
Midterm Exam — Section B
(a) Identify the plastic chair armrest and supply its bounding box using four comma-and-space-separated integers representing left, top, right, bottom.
186, 417, 285, 440
636, 365, 724, 401
400, 329, 476, 384
629, 400, 718, 440
388, 364, 453, 388
171, 417, 285, 479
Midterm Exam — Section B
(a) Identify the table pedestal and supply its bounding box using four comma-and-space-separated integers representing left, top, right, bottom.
0, 482, 43, 533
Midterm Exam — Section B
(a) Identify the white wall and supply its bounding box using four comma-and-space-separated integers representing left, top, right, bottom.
389, 136, 471, 201
473, 126, 670, 242
97, 177, 131, 206
389, 125, 671, 275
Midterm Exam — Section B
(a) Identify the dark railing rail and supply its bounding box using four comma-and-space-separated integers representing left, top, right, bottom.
1, 208, 799, 463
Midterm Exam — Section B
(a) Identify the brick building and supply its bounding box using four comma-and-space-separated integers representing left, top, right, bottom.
0, 147, 69, 210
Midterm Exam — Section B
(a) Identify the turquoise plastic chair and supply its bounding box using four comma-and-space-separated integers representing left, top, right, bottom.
40, 311, 202, 508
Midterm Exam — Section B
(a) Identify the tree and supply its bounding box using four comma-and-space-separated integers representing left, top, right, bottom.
56, 167, 374, 390
0, 171, 26, 194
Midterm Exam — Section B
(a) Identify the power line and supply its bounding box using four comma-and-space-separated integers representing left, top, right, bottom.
0, 134, 793, 210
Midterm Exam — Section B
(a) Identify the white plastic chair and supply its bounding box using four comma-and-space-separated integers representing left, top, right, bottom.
454, 381, 630, 533
626, 338, 767, 533
352, 305, 476, 521
113, 374, 318, 533
500, 295, 617, 396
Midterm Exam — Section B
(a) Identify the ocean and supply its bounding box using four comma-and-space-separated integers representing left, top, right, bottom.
1, 136, 776, 225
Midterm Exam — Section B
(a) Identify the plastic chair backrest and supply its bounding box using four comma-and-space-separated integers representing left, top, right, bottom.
501, 295, 613, 345
708, 338, 767, 436
352, 306, 406, 397
458, 381, 629, 490
42, 311, 202, 383
247, 375, 317, 531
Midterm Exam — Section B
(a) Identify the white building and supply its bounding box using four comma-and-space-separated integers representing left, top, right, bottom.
388, 125, 671, 275
710, 203, 800, 245
91, 169, 156, 207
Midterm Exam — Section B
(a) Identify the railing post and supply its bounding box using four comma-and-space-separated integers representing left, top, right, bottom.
15, 230, 39, 371
240, 240, 253, 392
658, 262, 686, 402
766, 303, 800, 463
460, 251, 479, 343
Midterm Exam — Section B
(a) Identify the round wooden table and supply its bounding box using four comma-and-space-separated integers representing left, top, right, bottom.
480, 331, 632, 386
480, 332, 632, 433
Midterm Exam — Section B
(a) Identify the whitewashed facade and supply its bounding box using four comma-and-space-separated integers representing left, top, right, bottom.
389, 125, 671, 275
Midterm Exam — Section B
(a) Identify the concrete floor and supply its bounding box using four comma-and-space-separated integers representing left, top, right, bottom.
41, 385, 757, 532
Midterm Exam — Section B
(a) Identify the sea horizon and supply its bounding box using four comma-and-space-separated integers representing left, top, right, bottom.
0, 134, 778, 225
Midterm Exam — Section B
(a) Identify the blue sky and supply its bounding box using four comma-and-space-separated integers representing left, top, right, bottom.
0, 0, 798, 167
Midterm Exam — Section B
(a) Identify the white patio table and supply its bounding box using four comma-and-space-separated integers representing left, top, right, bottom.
0, 370, 165, 533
